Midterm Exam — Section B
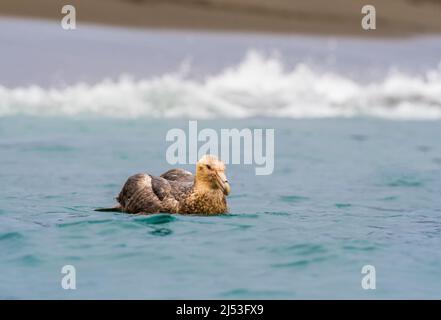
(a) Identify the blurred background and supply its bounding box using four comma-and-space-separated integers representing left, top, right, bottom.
1, 0, 441, 35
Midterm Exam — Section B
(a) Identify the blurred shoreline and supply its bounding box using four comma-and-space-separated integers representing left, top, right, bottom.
0, 0, 440, 37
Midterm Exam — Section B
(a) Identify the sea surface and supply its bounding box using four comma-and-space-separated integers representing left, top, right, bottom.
1, 117, 440, 299
0, 18, 440, 299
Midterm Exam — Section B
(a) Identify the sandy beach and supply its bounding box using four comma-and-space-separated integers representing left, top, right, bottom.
0, 0, 440, 37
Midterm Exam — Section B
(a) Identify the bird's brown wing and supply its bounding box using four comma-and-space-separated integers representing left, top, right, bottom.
151, 176, 192, 212
159, 169, 195, 204
117, 173, 188, 214
117, 173, 164, 214
160, 168, 194, 183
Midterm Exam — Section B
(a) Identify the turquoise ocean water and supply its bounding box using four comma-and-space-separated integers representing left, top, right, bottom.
1, 118, 440, 299
0, 18, 440, 299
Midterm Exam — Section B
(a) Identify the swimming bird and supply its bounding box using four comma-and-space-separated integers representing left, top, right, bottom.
96, 155, 230, 215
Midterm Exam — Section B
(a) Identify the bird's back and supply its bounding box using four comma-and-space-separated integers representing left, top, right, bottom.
117, 172, 194, 214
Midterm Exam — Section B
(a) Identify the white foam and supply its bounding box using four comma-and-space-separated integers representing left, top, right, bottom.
1, 51, 441, 120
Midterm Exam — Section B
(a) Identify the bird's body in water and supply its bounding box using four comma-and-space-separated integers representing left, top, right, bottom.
97, 155, 231, 215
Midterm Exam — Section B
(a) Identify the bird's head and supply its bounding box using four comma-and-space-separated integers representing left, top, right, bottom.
195, 155, 231, 196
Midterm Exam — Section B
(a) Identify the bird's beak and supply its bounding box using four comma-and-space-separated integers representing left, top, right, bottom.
216, 172, 231, 196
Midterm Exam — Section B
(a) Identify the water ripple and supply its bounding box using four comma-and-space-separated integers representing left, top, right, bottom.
387, 179, 423, 187
0, 231, 23, 241
57, 219, 114, 228
133, 214, 176, 225
149, 228, 173, 236
272, 256, 328, 268
280, 195, 309, 202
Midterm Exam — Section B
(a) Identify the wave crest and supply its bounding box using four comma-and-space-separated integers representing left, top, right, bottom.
1, 51, 441, 120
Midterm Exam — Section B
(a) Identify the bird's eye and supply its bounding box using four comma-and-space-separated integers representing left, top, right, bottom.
206, 165, 212, 170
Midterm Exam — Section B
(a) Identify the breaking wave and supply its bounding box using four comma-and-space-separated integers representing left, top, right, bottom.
1, 51, 441, 120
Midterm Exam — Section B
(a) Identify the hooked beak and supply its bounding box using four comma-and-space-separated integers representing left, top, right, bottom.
216, 172, 231, 196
